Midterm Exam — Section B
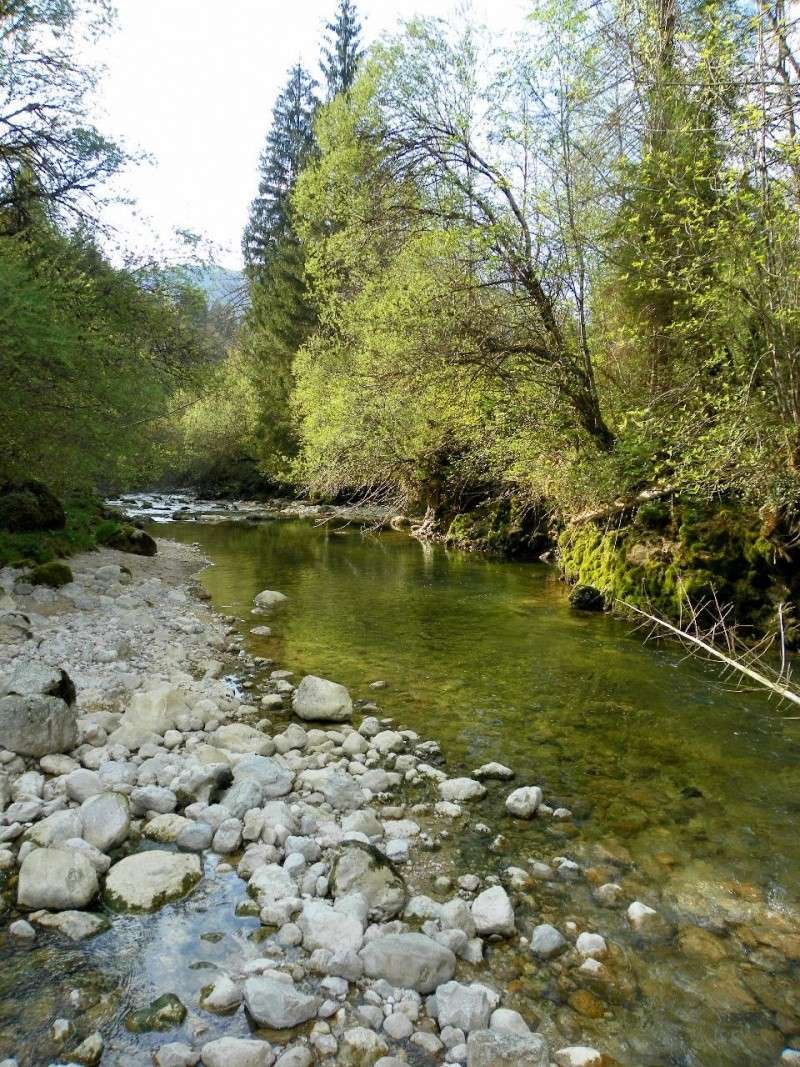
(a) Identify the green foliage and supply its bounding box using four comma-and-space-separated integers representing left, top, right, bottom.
0, 493, 108, 567
558, 501, 781, 631
0, 221, 216, 491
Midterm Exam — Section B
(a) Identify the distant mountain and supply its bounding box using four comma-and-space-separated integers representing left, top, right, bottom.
168, 264, 249, 314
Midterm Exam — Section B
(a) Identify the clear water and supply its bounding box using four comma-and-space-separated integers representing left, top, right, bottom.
2, 513, 799, 1066
163, 517, 800, 1066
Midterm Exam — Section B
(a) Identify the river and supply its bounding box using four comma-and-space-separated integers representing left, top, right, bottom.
157, 509, 800, 1067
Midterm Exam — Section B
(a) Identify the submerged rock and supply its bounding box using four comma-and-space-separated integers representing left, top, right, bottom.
125, 993, 187, 1033
30, 909, 108, 941
254, 589, 288, 608
105, 850, 202, 911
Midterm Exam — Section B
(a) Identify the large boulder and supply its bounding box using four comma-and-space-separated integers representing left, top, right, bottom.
0, 694, 77, 756
330, 842, 408, 921
243, 976, 320, 1029
359, 933, 456, 993
0, 480, 65, 533
17, 848, 98, 910
98, 524, 157, 556
466, 1030, 549, 1067
81, 792, 130, 851
232, 755, 293, 797
292, 676, 353, 723
105, 850, 201, 911
2, 662, 76, 705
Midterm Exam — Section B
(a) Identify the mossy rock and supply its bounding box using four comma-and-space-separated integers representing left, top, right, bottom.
445, 496, 550, 558
0, 481, 66, 533
96, 523, 157, 557
25, 560, 73, 588
569, 584, 605, 611
559, 497, 792, 637
123, 993, 186, 1033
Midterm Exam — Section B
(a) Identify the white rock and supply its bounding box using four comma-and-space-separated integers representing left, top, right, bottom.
554, 1048, 604, 1067
105, 850, 201, 910
200, 1037, 273, 1067
80, 792, 130, 852
529, 923, 566, 958
505, 786, 543, 819
472, 885, 515, 937
438, 778, 486, 802
298, 899, 364, 954
489, 1008, 530, 1035
17, 848, 98, 910
292, 676, 353, 723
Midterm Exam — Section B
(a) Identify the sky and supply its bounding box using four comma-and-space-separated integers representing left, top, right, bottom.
84, 0, 529, 269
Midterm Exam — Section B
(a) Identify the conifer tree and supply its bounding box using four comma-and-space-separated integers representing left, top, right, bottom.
321, 0, 363, 100
240, 63, 319, 480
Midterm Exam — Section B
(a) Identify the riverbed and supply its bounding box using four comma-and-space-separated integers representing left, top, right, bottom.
156, 503, 800, 1067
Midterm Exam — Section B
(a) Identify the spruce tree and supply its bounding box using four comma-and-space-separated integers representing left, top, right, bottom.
241, 64, 319, 480
321, 0, 363, 100
242, 63, 318, 277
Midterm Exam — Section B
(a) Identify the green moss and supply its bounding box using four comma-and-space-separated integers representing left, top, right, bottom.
123, 993, 186, 1033
25, 560, 73, 587
445, 496, 550, 557
0, 493, 109, 567
559, 499, 785, 635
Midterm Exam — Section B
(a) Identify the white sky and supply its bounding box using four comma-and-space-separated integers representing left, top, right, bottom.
85, 0, 530, 268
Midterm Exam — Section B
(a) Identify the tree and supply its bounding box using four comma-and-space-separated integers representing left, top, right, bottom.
242, 63, 318, 274
240, 64, 319, 481
0, 0, 124, 228
321, 0, 363, 100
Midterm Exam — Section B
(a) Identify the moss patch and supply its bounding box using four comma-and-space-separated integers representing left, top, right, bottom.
24, 560, 73, 587
559, 499, 797, 639
445, 496, 551, 558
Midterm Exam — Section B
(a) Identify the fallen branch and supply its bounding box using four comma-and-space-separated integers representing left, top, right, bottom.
619, 600, 800, 710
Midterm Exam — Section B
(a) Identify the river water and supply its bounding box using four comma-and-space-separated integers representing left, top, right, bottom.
2, 505, 799, 1066
161, 513, 800, 1067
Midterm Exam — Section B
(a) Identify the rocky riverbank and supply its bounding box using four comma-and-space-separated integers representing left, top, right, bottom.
0, 532, 798, 1067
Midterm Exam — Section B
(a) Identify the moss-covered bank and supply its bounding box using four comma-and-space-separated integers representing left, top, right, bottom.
0, 487, 152, 569
558, 498, 800, 642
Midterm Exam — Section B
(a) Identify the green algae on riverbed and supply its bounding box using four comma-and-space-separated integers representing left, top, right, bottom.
161, 515, 800, 1067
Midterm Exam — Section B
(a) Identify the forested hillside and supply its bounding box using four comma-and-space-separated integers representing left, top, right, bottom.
3, 0, 800, 642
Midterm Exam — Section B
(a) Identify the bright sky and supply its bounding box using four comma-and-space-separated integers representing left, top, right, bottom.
85, 0, 530, 268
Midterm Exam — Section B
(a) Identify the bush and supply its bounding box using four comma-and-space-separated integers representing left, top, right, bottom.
25, 560, 73, 587
0, 481, 66, 533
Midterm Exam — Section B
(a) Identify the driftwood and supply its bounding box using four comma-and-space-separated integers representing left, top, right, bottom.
572, 486, 677, 526
621, 600, 800, 710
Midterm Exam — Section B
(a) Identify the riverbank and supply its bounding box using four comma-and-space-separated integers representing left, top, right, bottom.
1, 533, 611, 1066
2, 519, 799, 1067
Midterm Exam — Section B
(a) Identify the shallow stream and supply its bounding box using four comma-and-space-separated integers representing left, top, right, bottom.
163, 513, 800, 1067
2, 503, 799, 1066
